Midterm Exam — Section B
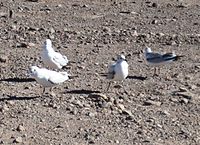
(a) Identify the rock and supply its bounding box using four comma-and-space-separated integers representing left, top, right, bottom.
180, 98, 189, 104
117, 103, 125, 110
16, 42, 27, 48
17, 125, 25, 132
27, 0, 38, 2
157, 32, 165, 37
50, 27, 55, 34
0, 55, 8, 63
28, 42, 35, 47
115, 140, 120, 144
152, 2, 158, 8
152, 19, 158, 24
102, 27, 111, 33
73, 100, 83, 107
175, 92, 195, 100
117, 103, 134, 119
88, 93, 109, 101
14, 137, 22, 143
179, 87, 188, 92
6, 101, 15, 105
143, 100, 162, 106
1, 104, 9, 112
87, 112, 96, 117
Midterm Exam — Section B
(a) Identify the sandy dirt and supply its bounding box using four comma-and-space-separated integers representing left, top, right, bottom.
0, 0, 200, 144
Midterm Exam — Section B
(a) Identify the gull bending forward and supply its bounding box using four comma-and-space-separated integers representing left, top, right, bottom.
41, 39, 69, 69
107, 54, 129, 91
144, 47, 183, 76
29, 66, 69, 95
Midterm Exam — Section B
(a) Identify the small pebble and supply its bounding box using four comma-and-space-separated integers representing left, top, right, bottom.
14, 137, 22, 143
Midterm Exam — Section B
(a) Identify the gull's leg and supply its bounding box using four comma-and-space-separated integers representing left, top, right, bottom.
106, 81, 112, 92
50, 87, 56, 97
158, 67, 161, 74
153, 67, 158, 76
122, 81, 128, 94
42, 87, 46, 94
41, 87, 46, 97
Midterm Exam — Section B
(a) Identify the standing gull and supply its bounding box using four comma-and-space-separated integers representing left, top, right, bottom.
106, 54, 129, 91
41, 39, 69, 69
29, 66, 69, 95
144, 47, 183, 76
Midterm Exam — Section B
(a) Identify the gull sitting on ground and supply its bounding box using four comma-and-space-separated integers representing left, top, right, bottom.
41, 39, 69, 69
29, 66, 69, 95
106, 54, 129, 92
144, 47, 183, 76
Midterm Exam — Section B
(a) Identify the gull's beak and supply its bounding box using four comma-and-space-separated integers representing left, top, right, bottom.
27, 67, 33, 77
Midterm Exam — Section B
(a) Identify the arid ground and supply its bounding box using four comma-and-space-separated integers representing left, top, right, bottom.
0, 0, 200, 144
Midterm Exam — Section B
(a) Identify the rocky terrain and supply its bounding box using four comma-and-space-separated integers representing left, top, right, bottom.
0, 0, 200, 144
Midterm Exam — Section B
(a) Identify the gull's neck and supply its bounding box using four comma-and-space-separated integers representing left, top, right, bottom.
43, 44, 54, 52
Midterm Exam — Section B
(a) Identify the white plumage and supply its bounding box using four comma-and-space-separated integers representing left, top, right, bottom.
29, 66, 69, 94
107, 54, 128, 91
41, 39, 69, 69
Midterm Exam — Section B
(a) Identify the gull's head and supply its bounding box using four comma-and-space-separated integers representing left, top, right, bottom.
44, 39, 52, 49
145, 47, 152, 53
29, 66, 39, 77
117, 54, 126, 61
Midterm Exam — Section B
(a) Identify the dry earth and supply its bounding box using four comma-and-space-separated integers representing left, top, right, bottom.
0, 0, 200, 144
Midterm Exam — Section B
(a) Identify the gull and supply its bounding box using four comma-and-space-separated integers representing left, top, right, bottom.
144, 47, 183, 76
41, 39, 69, 69
29, 66, 69, 95
106, 54, 129, 92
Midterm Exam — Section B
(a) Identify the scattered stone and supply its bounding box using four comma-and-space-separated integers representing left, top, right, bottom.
88, 93, 109, 101
152, 19, 158, 24
117, 103, 125, 110
102, 27, 111, 33
113, 84, 123, 89
16, 42, 27, 48
87, 112, 96, 117
1, 104, 9, 112
117, 103, 134, 119
73, 100, 83, 107
14, 137, 22, 143
17, 125, 25, 132
143, 100, 162, 106
180, 98, 189, 104
28, 42, 35, 47
6, 101, 15, 105
179, 87, 188, 92
175, 92, 195, 100
115, 140, 120, 144
152, 2, 158, 8
157, 32, 165, 37
0, 55, 7, 63
50, 27, 55, 34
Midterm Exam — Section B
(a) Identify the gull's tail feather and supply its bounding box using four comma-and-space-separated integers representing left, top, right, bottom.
99, 73, 108, 77
174, 55, 184, 61
68, 75, 79, 79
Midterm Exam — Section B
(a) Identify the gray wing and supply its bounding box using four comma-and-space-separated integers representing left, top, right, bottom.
146, 52, 165, 63
146, 52, 177, 63
53, 52, 69, 66
107, 63, 116, 79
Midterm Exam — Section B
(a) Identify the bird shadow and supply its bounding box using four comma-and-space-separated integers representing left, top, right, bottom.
127, 75, 147, 81
65, 89, 101, 95
0, 77, 35, 83
0, 95, 39, 102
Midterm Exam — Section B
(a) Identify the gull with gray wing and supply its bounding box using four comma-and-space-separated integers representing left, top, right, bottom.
106, 54, 128, 91
144, 47, 183, 76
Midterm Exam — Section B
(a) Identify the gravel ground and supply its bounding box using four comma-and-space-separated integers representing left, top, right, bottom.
0, 0, 200, 144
